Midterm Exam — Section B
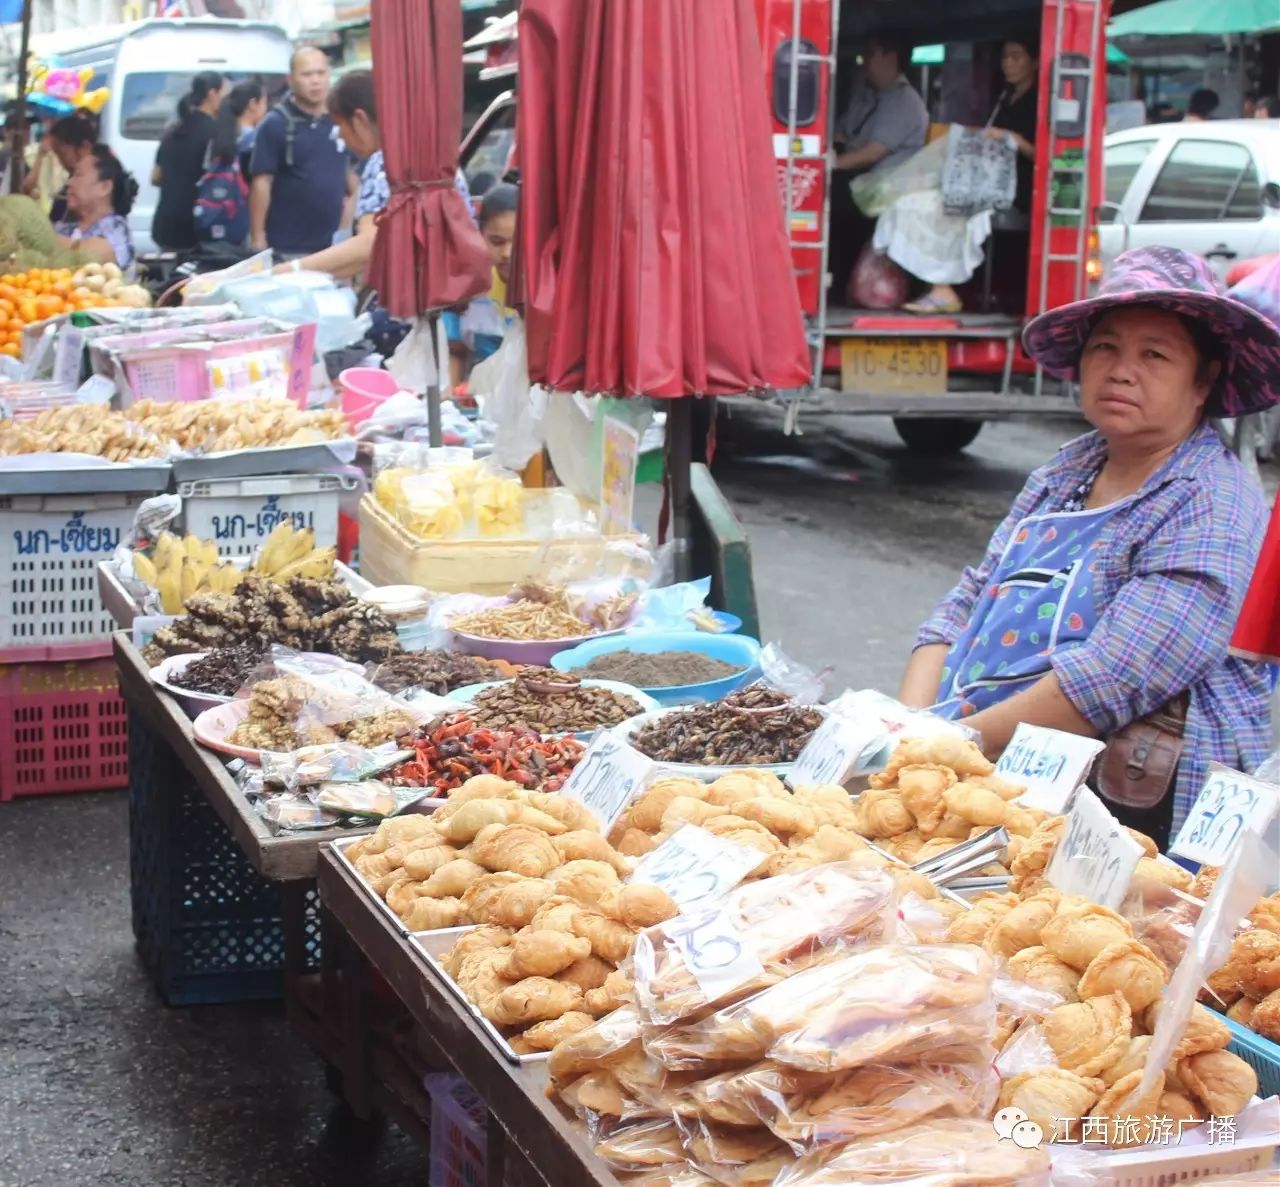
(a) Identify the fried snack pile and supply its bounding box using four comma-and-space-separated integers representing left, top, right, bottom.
603, 768, 968, 919
345, 775, 680, 1049
126, 397, 347, 453
450, 598, 598, 642
952, 874, 1259, 1148
0, 397, 347, 460
142, 576, 400, 666
226, 676, 418, 753
0, 404, 168, 460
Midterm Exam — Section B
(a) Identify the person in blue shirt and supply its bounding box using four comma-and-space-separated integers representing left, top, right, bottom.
248, 46, 356, 257
444, 183, 518, 386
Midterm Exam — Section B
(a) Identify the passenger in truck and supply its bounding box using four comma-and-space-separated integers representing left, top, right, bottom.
875, 35, 1040, 315
827, 29, 928, 303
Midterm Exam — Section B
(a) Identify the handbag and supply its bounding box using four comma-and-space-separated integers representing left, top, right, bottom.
940, 125, 1017, 217
1092, 694, 1188, 812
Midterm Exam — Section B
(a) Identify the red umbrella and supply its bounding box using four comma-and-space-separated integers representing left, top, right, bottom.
516, 0, 811, 399
369, 0, 491, 321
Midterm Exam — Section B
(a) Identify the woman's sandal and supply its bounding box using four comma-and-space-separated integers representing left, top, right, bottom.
903, 293, 964, 314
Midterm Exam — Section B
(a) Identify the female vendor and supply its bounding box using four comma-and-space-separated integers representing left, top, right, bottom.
899, 247, 1280, 847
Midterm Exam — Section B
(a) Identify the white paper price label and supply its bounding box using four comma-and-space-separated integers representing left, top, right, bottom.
1170, 763, 1280, 867
995, 724, 1105, 814
661, 907, 764, 1002
560, 732, 655, 830
1045, 786, 1144, 908
631, 825, 763, 908
790, 713, 883, 788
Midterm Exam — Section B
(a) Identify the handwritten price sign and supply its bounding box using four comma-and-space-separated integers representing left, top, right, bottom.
660, 906, 764, 1001
631, 825, 763, 908
1046, 786, 1144, 908
995, 724, 1104, 814
1170, 763, 1280, 867
560, 732, 655, 830
790, 713, 883, 788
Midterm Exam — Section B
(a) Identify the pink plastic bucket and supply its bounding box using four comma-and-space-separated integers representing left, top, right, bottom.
339, 367, 401, 425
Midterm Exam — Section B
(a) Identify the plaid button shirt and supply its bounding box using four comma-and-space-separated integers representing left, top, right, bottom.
916, 421, 1271, 835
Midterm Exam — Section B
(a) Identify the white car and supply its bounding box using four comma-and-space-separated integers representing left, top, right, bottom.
1098, 120, 1280, 281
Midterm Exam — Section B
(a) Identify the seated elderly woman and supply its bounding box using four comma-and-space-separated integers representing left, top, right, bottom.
898, 247, 1280, 847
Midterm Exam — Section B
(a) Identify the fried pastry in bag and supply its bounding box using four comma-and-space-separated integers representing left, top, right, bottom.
548, 1004, 643, 1087
723, 1059, 999, 1153
631, 865, 898, 1026
771, 1117, 1051, 1187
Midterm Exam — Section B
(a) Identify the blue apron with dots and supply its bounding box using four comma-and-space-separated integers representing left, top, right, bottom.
934, 495, 1140, 720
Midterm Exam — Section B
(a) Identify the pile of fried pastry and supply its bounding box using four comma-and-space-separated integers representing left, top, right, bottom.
346, 775, 681, 1051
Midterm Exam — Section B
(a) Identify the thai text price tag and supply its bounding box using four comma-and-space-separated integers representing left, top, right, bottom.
790, 713, 883, 787
631, 825, 763, 908
1170, 763, 1280, 867
661, 906, 764, 1002
1046, 786, 1144, 908
996, 724, 1105, 814
560, 732, 655, 830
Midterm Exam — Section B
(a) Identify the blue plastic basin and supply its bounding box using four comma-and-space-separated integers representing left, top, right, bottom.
550, 630, 761, 706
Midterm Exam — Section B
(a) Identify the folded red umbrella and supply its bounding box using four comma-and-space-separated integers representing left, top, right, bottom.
369, 0, 491, 320
516, 0, 811, 398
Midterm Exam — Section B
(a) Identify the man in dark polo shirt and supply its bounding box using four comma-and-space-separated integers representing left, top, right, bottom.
248, 46, 356, 257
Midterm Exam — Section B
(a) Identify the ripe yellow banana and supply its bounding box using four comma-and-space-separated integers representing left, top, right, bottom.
269, 547, 336, 582
132, 551, 158, 586
256, 521, 295, 576
157, 567, 183, 615
153, 531, 181, 574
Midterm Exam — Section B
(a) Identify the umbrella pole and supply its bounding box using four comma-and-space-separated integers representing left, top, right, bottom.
427, 311, 443, 448
667, 396, 694, 581
9, 0, 34, 193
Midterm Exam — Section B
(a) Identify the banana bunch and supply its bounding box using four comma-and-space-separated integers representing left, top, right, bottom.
474, 474, 525, 537
251, 521, 336, 582
132, 532, 243, 614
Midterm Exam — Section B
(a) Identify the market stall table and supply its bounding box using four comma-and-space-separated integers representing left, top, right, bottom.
315, 843, 619, 1187
113, 632, 373, 1004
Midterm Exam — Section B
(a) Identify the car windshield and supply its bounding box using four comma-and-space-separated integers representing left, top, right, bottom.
120, 71, 287, 141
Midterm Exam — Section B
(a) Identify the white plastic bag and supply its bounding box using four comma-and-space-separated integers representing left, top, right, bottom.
472, 320, 547, 472
851, 136, 947, 217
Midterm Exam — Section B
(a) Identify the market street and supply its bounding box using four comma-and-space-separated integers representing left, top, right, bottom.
0, 412, 1117, 1187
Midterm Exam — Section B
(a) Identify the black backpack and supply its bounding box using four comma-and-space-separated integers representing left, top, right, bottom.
271, 98, 302, 170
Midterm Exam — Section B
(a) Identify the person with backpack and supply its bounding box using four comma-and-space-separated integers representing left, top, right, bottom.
192, 80, 266, 247
151, 71, 226, 251
248, 46, 355, 258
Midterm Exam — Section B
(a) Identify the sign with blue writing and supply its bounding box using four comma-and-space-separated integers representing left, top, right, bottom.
1170, 763, 1280, 868
1045, 786, 1144, 907
13, 512, 121, 556
561, 732, 655, 830
995, 724, 1104, 814
631, 825, 763, 908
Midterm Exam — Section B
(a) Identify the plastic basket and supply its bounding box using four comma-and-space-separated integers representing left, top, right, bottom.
127, 711, 320, 1005
178, 474, 358, 558
0, 491, 153, 656
1225, 1015, 1280, 1098
426, 1073, 488, 1187
0, 656, 129, 800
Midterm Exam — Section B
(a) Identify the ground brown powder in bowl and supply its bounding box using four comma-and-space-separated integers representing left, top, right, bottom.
579, 649, 742, 687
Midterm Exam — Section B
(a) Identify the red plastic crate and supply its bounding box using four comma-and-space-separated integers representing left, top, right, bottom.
0, 656, 128, 800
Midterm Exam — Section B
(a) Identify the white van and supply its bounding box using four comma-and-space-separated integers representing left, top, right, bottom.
47, 18, 292, 252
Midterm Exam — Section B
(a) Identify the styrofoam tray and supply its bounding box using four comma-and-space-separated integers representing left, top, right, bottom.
448, 678, 661, 738
410, 926, 551, 1066
0, 458, 171, 497
611, 707, 803, 779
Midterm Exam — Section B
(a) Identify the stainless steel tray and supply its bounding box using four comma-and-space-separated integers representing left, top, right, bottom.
170, 439, 357, 482
329, 834, 413, 938
0, 460, 171, 496
410, 926, 550, 1066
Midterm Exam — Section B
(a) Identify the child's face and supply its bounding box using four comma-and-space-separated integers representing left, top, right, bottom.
483, 211, 516, 282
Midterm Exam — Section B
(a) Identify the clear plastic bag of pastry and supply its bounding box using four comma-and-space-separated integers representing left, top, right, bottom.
261, 741, 415, 790
258, 792, 342, 831
756, 643, 825, 704
630, 865, 899, 1028
694, 1057, 998, 1155
311, 780, 433, 819
672, 1116, 796, 1185
646, 943, 996, 1073
770, 1117, 1051, 1187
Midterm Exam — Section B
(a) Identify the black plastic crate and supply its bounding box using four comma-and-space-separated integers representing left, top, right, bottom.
128, 711, 320, 1005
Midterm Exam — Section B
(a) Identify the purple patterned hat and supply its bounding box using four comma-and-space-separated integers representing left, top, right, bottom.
1022, 246, 1280, 417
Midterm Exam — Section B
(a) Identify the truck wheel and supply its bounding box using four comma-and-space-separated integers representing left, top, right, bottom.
893, 417, 984, 455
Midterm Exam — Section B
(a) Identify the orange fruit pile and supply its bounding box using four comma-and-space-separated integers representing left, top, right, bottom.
0, 269, 114, 357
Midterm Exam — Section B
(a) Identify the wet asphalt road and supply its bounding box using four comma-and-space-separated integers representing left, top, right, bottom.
0, 411, 1148, 1187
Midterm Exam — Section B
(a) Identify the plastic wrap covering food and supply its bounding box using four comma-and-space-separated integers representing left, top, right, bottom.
699, 1058, 999, 1154
770, 1117, 1052, 1187
646, 944, 995, 1071
631, 865, 899, 1027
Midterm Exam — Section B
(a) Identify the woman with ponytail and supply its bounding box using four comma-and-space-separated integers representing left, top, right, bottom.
151, 70, 226, 250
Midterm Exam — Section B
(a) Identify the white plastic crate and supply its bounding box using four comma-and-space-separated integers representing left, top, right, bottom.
0, 492, 149, 656
178, 474, 358, 558
425, 1073, 487, 1187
